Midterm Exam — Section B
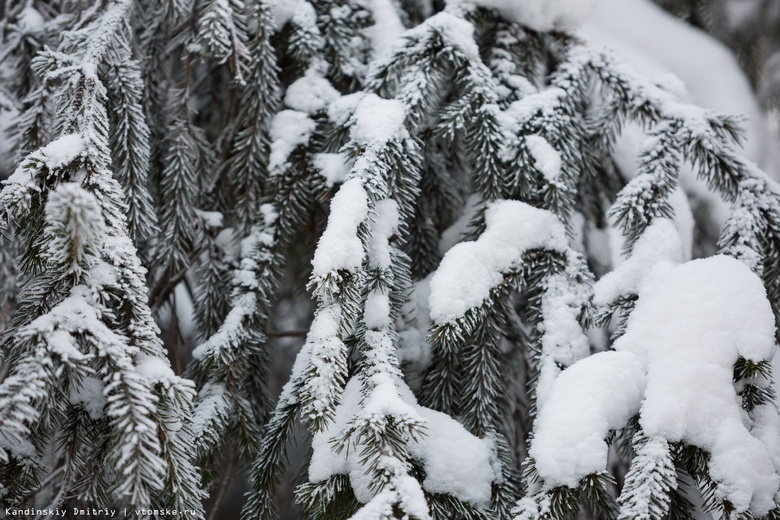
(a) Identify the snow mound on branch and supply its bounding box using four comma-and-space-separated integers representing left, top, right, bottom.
447, 0, 594, 32
311, 178, 369, 275
349, 94, 407, 146
285, 68, 340, 114
268, 110, 316, 171
594, 219, 685, 306
533, 256, 780, 514
616, 255, 779, 515
530, 350, 646, 488
429, 200, 567, 324
308, 378, 497, 507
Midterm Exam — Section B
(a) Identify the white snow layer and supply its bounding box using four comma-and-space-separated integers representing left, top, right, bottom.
533, 255, 780, 515
586, 0, 780, 178
311, 178, 369, 276
530, 350, 646, 488
429, 200, 567, 324
525, 135, 562, 185
268, 110, 316, 172
447, 0, 594, 32
309, 378, 498, 508
285, 67, 340, 114
617, 256, 779, 515
594, 219, 685, 307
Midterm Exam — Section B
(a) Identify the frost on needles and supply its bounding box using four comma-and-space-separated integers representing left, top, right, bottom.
2, 0, 780, 519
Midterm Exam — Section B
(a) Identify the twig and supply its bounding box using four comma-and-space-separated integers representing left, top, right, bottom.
207, 450, 239, 520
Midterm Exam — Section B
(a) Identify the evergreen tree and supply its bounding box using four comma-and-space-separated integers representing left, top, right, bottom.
1, 0, 780, 518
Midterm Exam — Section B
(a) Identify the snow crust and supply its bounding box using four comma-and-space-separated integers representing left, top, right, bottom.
447, 0, 594, 32
311, 178, 369, 276
429, 200, 567, 324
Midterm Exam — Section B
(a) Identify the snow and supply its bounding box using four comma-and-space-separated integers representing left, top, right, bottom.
368, 199, 399, 270
284, 67, 340, 114
69, 376, 107, 420
530, 350, 646, 488
535, 253, 592, 407
447, 0, 593, 32
525, 135, 562, 185
409, 405, 497, 506
532, 256, 780, 514
586, 0, 780, 178
405, 12, 480, 62
268, 110, 316, 172
313, 153, 351, 187
311, 178, 369, 276
328, 93, 366, 127
309, 378, 498, 508
594, 219, 685, 307
429, 200, 568, 324
365, 0, 405, 58
136, 354, 176, 386
614, 256, 779, 514
17, 6, 45, 34
267, 0, 317, 32
191, 382, 231, 440
364, 292, 391, 330
38, 134, 86, 170
349, 94, 407, 147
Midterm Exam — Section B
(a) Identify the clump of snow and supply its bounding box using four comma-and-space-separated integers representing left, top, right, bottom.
312, 153, 351, 187
525, 135, 562, 185
349, 94, 407, 147
615, 255, 778, 515
365, 0, 405, 58
309, 378, 498, 507
530, 350, 646, 488
535, 253, 592, 408
328, 93, 366, 127
429, 200, 567, 324
268, 110, 316, 172
594, 219, 685, 307
368, 199, 399, 270
404, 12, 480, 62
410, 404, 497, 506
285, 67, 340, 114
311, 178, 369, 276
266, 0, 317, 32
136, 354, 176, 385
69, 376, 107, 420
17, 6, 45, 34
531, 255, 780, 514
447, 0, 594, 32
38, 134, 86, 170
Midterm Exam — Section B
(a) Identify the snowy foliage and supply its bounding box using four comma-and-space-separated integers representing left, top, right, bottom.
2, 0, 780, 518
